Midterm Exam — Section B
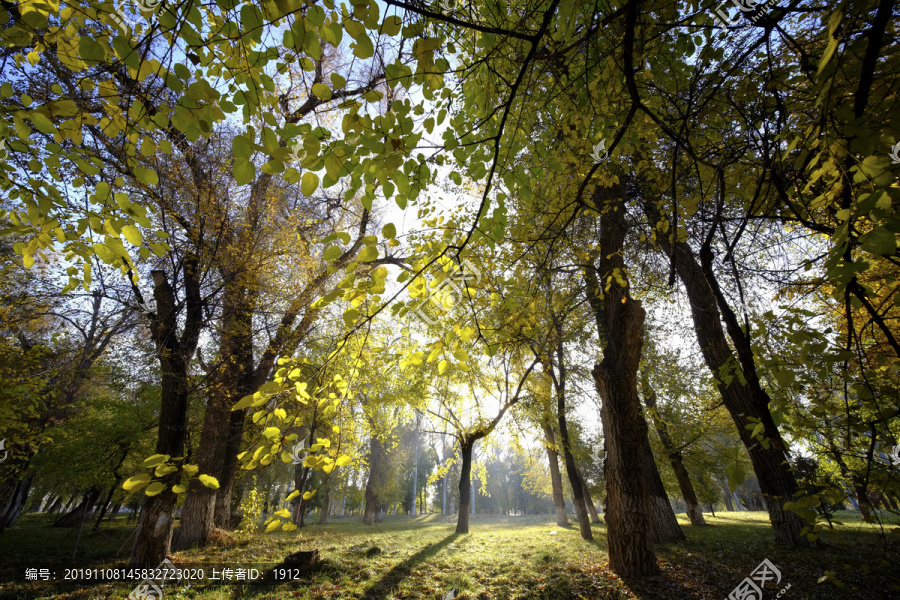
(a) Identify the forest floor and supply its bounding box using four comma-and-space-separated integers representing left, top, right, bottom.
0, 511, 898, 599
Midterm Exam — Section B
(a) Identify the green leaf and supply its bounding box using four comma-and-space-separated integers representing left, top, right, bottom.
358, 246, 378, 262
311, 83, 332, 100
859, 227, 896, 255
324, 245, 342, 260
301, 171, 319, 196
232, 394, 255, 411
234, 157, 256, 185
133, 167, 159, 186
381, 223, 396, 239
382, 15, 402, 36
145, 482, 166, 496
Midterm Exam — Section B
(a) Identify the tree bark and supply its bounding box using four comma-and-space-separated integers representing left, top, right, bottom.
640, 431, 684, 542
541, 421, 570, 527
456, 440, 473, 534
641, 379, 706, 526
643, 199, 807, 546
575, 465, 601, 524
552, 349, 593, 541
584, 188, 658, 576
363, 434, 383, 526
129, 264, 201, 567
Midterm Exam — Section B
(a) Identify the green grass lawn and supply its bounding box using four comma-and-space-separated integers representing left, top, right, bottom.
0, 511, 898, 599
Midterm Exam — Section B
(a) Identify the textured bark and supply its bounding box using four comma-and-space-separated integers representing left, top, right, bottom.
541, 421, 570, 527
176, 280, 254, 549
641, 434, 684, 542
553, 351, 593, 541
585, 188, 658, 576
641, 381, 706, 526
130, 265, 201, 567
575, 465, 601, 524
363, 435, 384, 526
643, 199, 807, 546
456, 441, 474, 534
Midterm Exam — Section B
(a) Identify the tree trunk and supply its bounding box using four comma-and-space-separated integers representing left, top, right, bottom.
720, 482, 734, 511
53, 487, 101, 527
319, 483, 330, 525
541, 421, 570, 527
0, 474, 33, 533
641, 379, 706, 526
643, 199, 807, 546
363, 435, 382, 526
130, 266, 201, 567
641, 432, 684, 542
456, 440, 473, 534
575, 465, 601, 524
585, 188, 658, 576
554, 360, 593, 541
108, 502, 122, 522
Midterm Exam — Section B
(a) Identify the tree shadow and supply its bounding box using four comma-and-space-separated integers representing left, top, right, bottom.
359, 532, 460, 600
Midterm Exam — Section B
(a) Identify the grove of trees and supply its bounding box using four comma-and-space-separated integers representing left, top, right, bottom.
0, 0, 898, 581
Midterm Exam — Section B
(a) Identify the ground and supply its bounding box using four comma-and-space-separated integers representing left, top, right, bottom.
0, 511, 898, 599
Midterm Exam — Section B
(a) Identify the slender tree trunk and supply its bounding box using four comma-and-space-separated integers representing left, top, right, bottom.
319, 483, 330, 525
720, 482, 734, 511
108, 502, 122, 522
554, 363, 593, 541
643, 199, 807, 546
575, 465, 601, 524
456, 440, 473, 534
541, 421, 570, 527
641, 380, 706, 526
584, 188, 658, 576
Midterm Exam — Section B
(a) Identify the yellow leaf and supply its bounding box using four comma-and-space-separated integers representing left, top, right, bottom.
285, 490, 300, 501
145, 482, 166, 496
198, 474, 220, 489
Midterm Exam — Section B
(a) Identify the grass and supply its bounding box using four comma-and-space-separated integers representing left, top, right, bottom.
0, 511, 898, 599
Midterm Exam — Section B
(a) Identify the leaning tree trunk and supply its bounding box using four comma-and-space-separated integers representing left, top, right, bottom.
456, 439, 474, 534
641, 379, 706, 526
319, 482, 330, 525
585, 187, 659, 576
644, 199, 807, 546
554, 362, 593, 541
0, 474, 34, 533
541, 421, 570, 527
54, 487, 101, 527
575, 465, 601, 524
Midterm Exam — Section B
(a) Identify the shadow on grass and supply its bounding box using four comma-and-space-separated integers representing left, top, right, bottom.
359, 532, 460, 600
